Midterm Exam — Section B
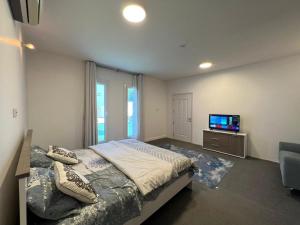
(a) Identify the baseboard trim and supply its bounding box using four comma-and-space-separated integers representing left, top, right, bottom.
247, 156, 279, 164
144, 135, 167, 142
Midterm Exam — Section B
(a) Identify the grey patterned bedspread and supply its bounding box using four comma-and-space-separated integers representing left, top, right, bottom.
29, 149, 142, 225
28, 145, 192, 225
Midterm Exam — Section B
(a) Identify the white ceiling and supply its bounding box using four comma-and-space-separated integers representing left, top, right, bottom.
22, 0, 300, 79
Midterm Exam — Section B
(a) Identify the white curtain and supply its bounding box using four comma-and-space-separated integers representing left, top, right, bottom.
84, 61, 97, 148
133, 74, 144, 140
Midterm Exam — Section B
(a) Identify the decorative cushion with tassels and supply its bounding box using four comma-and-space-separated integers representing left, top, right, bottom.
47, 145, 79, 164
54, 161, 98, 204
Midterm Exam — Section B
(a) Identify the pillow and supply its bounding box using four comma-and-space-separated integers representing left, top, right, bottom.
30, 145, 53, 168
54, 161, 98, 204
47, 145, 79, 164
26, 167, 81, 220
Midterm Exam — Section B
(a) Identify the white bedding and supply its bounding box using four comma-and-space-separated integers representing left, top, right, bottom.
119, 139, 192, 174
90, 141, 174, 195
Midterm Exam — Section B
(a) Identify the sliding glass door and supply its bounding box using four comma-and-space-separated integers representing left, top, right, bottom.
127, 87, 138, 138
96, 82, 106, 143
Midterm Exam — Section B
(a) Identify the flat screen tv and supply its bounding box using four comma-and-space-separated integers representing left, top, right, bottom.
209, 114, 240, 132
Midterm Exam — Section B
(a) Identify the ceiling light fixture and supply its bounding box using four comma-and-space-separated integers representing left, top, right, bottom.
122, 4, 146, 23
23, 43, 35, 50
199, 62, 213, 69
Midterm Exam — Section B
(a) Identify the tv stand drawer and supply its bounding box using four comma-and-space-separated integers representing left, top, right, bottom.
204, 142, 228, 152
203, 129, 247, 158
204, 131, 229, 144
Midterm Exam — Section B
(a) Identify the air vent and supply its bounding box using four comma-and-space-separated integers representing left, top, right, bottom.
8, 0, 41, 25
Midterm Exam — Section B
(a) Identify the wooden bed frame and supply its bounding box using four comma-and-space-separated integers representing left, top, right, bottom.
15, 130, 193, 225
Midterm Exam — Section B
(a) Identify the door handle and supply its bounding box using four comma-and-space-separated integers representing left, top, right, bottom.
187, 118, 192, 122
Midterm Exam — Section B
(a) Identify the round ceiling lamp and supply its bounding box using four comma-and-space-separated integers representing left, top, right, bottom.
122, 4, 146, 23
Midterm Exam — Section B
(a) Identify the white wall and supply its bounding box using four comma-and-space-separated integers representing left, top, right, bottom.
167, 54, 300, 162
143, 76, 168, 141
26, 50, 300, 162
26, 51, 84, 149
26, 51, 168, 147
0, 0, 27, 224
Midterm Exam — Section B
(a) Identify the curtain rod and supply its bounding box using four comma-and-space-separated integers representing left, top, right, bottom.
95, 62, 141, 76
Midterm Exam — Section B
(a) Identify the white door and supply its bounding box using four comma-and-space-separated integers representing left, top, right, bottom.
172, 93, 192, 142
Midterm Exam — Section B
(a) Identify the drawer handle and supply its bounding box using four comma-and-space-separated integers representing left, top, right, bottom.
210, 138, 219, 140
211, 144, 220, 147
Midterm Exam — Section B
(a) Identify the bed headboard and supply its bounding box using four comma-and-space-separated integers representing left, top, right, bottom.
15, 129, 33, 225
15, 129, 33, 179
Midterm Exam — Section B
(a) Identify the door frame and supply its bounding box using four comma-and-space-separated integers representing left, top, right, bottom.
172, 93, 193, 142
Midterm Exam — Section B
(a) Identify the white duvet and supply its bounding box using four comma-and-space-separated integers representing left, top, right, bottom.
119, 139, 192, 175
90, 141, 174, 195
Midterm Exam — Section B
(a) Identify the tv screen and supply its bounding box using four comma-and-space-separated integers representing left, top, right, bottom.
209, 114, 240, 132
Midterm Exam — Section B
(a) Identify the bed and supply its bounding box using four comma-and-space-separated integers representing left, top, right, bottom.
16, 130, 193, 225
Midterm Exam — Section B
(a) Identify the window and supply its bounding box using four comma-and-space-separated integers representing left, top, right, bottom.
96, 82, 106, 143
127, 87, 138, 138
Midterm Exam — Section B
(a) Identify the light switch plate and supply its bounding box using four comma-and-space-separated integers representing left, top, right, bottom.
13, 108, 18, 118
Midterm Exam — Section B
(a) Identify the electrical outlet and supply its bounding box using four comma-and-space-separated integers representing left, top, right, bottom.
13, 108, 18, 118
